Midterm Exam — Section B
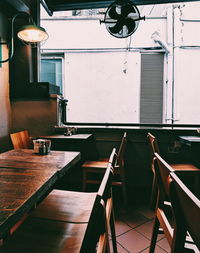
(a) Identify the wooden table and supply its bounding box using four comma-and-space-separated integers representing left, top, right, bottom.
38, 134, 98, 160
179, 135, 200, 147
0, 149, 81, 240
178, 137, 200, 197
179, 136, 200, 165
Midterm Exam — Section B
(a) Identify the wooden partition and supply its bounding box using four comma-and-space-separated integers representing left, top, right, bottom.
74, 128, 199, 204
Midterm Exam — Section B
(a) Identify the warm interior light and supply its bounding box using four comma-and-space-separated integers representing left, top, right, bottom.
17, 25, 49, 43
0, 12, 49, 63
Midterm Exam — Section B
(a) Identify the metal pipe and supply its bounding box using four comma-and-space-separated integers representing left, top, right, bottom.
171, 5, 175, 125
60, 99, 68, 125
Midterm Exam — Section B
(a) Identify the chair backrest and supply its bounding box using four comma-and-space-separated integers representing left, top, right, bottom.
154, 152, 175, 205
98, 148, 116, 203
10, 130, 31, 149
147, 132, 160, 176
108, 147, 118, 168
154, 153, 200, 251
116, 132, 127, 169
170, 172, 200, 251
80, 149, 115, 252
154, 153, 181, 249
147, 132, 160, 157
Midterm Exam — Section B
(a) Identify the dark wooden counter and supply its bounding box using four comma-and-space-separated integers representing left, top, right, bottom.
0, 149, 81, 240
37, 134, 98, 160
179, 135, 200, 169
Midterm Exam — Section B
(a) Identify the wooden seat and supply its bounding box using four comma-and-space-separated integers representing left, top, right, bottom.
147, 132, 199, 208
149, 153, 198, 253
82, 132, 127, 204
1, 149, 117, 253
10, 130, 31, 149
169, 172, 200, 252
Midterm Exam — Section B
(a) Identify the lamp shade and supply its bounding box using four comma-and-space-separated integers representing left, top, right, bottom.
17, 25, 48, 43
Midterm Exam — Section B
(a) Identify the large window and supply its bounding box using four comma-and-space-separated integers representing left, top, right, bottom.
41, 2, 200, 125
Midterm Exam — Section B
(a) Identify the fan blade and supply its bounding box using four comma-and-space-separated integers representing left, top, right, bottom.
124, 18, 136, 34
121, 4, 136, 17
109, 19, 125, 34
109, 18, 136, 35
108, 6, 120, 20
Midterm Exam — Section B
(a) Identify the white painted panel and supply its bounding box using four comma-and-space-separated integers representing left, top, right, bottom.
65, 51, 140, 123
174, 49, 200, 124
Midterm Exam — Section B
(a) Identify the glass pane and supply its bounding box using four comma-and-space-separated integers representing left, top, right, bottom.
40, 59, 63, 94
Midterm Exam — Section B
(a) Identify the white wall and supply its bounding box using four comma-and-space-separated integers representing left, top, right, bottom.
174, 49, 200, 124
173, 3, 200, 124
42, 18, 166, 50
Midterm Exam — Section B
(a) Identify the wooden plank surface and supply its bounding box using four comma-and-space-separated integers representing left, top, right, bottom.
0, 167, 57, 239
0, 149, 81, 240
0, 149, 81, 177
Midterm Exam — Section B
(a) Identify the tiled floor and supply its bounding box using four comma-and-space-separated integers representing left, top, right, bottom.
111, 203, 170, 253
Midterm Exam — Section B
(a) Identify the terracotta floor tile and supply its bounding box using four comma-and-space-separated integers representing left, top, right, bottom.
139, 245, 168, 253
115, 220, 133, 236
112, 203, 173, 252
135, 220, 165, 241
116, 229, 150, 253
109, 242, 130, 253
116, 207, 149, 229
156, 238, 170, 252
135, 205, 155, 220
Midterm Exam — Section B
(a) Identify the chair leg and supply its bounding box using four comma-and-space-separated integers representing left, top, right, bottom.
149, 216, 160, 253
194, 173, 200, 198
110, 208, 118, 253
82, 169, 87, 191
104, 206, 111, 253
171, 228, 187, 253
119, 170, 128, 205
150, 174, 158, 210
121, 182, 127, 205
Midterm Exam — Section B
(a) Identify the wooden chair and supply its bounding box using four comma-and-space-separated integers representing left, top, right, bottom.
149, 152, 198, 253
1, 149, 117, 253
30, 148, 118, 253
82, 132, 127, 204
147, 132, 199, 208
10, 130, 31, 149
169, 172, 200, 252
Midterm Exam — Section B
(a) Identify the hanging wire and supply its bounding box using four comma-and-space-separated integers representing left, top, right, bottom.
123, 36, 132, 74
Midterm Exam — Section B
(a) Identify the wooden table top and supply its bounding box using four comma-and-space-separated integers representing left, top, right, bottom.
0, 149, 80, 176
38, 134, 92, 140
0, 149, 81, 240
